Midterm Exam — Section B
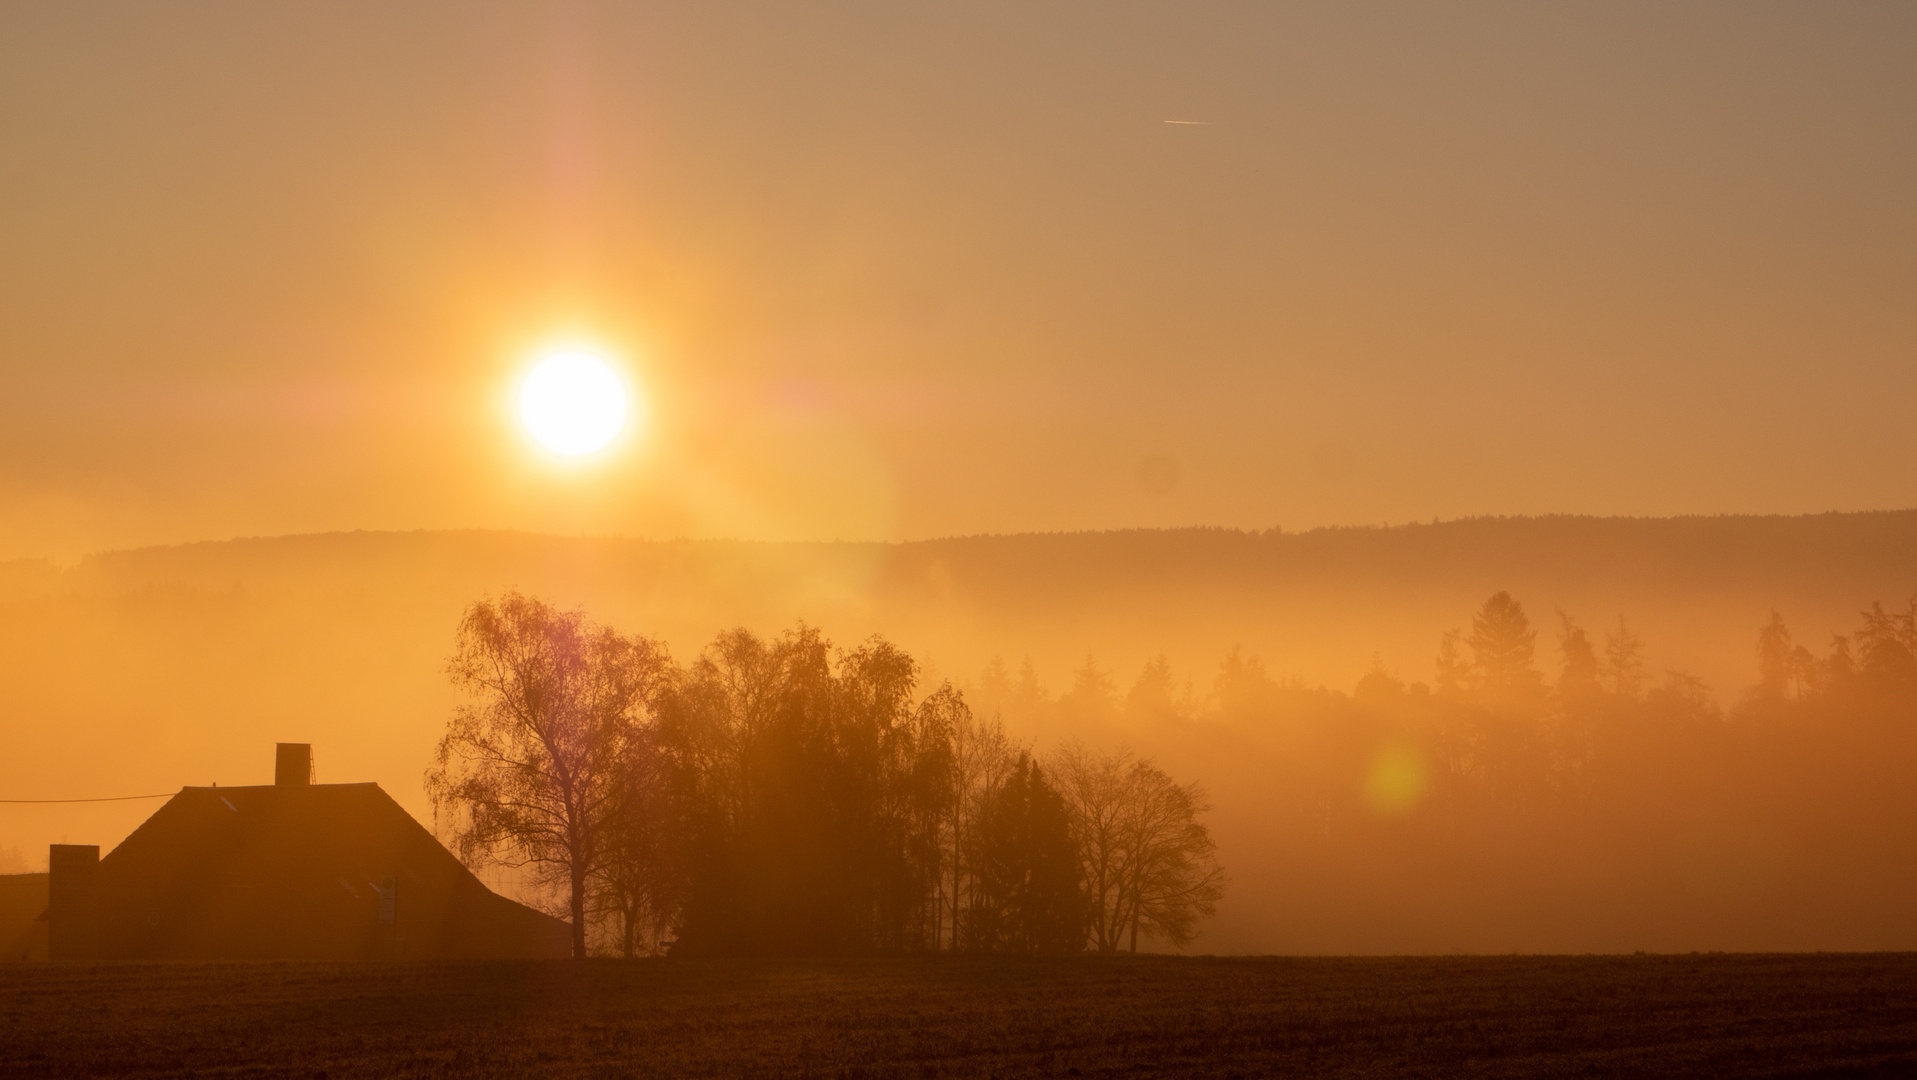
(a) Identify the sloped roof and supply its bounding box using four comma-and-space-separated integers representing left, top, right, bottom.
95, 783, 567, 960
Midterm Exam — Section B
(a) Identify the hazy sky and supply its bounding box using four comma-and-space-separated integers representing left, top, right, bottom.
2, 2, 1914, 559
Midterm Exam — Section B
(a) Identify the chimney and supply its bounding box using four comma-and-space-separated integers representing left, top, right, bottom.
275, 743, 312, 786
47, 844, 100, 961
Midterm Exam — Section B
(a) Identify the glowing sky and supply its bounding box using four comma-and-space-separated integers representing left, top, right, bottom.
1, 2, 1913, 559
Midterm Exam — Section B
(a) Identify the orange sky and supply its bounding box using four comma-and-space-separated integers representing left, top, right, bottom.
2, 2, 1914, 560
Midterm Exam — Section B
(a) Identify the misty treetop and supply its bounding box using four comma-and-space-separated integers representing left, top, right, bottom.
981, 587, 1917, 769
428, 592, 1224, 958
974, 590, 1917, 952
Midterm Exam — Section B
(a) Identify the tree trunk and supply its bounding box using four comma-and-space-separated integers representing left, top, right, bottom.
949, 806, 962, 951
571, 862, 588, 959
1128, 874, 1140, 953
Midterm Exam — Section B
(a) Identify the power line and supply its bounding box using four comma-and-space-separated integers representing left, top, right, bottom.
0, 793, 175, 804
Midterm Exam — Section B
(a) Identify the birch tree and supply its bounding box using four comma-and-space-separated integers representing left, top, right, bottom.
426, 592, 667, 959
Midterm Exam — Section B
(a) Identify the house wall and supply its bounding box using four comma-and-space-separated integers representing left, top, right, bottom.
0, 873, 48, 962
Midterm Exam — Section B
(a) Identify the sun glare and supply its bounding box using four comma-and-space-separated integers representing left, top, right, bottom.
518, 348, 630, 457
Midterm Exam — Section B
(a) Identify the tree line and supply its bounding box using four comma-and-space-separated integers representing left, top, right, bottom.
426, 592, 1224, 958
426, 586, 1917, 956
970, 588, 1917, 806
1007, 589, 1917, 947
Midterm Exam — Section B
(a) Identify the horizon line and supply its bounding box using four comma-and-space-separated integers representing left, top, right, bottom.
15, 507, 1917, 566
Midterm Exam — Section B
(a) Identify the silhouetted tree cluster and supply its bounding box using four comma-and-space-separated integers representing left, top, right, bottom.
1748, 600, 1917, 706
428, 592, 1223, 957
978, 590, 1917, 949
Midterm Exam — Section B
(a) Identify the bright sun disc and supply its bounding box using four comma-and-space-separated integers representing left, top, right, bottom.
518, 349, 629, 456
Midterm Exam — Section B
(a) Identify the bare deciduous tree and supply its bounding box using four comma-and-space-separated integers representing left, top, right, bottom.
941, 698, 1014, 950
1055, 747, 1225, 952
1119, 762, 1224, 950
1052, 744, 1133, 952
426, 592, 667, 958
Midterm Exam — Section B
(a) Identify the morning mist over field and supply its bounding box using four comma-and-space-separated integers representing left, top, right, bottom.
7, 513, 1917, 953
6, 3, 1917, 1074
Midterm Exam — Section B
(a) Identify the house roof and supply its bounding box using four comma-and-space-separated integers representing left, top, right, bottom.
90, 782, 568, 960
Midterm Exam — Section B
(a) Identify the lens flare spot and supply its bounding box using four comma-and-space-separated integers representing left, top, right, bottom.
1364, 743, 1427, 815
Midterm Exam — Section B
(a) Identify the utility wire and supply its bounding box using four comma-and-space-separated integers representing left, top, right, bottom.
0, 793, 175, 803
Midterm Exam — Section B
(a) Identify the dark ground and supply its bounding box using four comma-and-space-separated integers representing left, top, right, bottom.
3, 953, 1916, 1078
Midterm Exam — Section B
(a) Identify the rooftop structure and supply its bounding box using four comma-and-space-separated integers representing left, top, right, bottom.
5, 744, 567, 961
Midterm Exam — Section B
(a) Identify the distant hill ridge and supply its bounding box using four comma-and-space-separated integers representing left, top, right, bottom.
9, 509, 1917, 596
4, 510, 1917, 699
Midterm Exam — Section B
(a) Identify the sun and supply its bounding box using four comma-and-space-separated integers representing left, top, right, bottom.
517, 348, 631, 457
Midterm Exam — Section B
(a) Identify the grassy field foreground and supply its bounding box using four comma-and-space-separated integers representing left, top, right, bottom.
3, 954, 1915, 1078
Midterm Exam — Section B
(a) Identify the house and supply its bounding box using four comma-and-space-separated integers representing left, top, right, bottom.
7, 744, 569, 961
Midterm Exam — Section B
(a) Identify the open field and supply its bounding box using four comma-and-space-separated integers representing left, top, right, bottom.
3, 954, 1916, 1078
